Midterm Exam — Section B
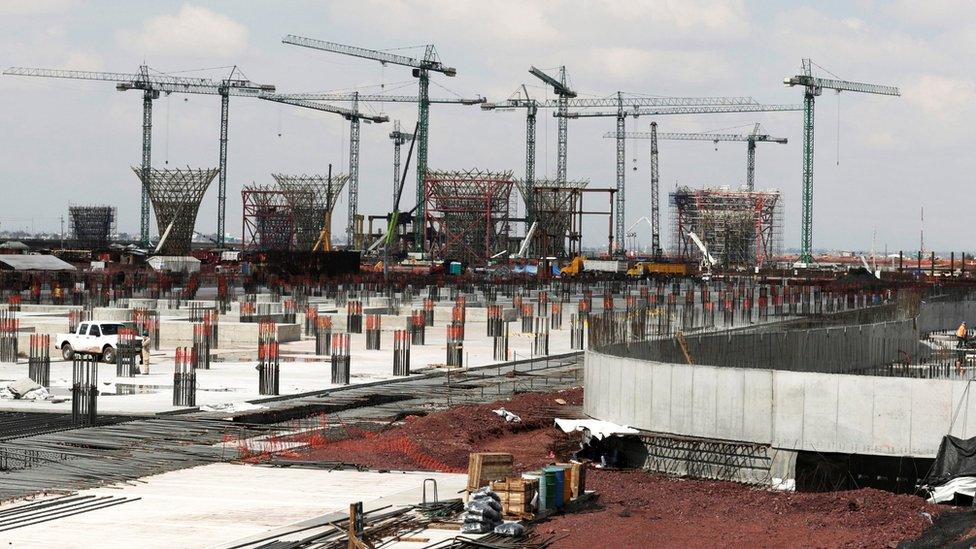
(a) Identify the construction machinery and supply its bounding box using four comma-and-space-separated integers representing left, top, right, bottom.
3, 65, 274, 247
609, 123, 788, 191
688, 231, 718, 280
259, 94, 388, 246
561, 101, 803, 255
784, 58, 899, 264
282, 35, 460, 250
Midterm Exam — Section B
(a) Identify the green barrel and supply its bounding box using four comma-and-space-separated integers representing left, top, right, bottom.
543, 466, 561, 510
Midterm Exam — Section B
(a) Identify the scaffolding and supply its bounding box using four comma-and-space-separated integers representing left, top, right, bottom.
669, 186, 783, 267
424, 169, 513, 265
515, 178, 589, 258
132, 167, 218, 255
272, 173, 349, 252
68, 205, 116, 250
241, 185, 300, 251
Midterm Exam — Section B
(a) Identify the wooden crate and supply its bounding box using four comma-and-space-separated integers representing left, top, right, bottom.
495, 477, 538, 518
467, 452, 514, 491
558, 461, 587, 499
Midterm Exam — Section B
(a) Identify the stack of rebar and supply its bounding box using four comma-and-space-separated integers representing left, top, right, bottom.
410, 310, 426, 345
447, 323, 464, 367
423, 298, 435, 326
538, 291, 549, 318
315, 315, 333, 355
570, 313, 585, 350
116, 327, 139, 377
393, 329, 410, 376
257, 320, 280, 395
493, 320, 509, 361
283, 298, 297, 324
28, 334, 50, 388
331, 332, 351, 385
365, 314, 382, 350
0, 311, 18, 363
487, 305, 504, 337
173, 347, 196, 407
71, 355, 98, 426
347, 300, 363, 333
451, 299, 466, 340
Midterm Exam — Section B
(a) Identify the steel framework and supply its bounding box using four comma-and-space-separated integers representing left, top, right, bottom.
133, 167, 217, 255
669, 186, 783, 267
272, 173, 349, 251
424, 169, 513, 265
514, 178, 589, 258
241, 185, 300, 251
68, 206, 116, 250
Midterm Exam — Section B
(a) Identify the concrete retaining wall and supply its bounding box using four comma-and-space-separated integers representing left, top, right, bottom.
584, 351, 976, 458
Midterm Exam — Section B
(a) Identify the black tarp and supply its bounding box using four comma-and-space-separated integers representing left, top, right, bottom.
924, 435, 976, 485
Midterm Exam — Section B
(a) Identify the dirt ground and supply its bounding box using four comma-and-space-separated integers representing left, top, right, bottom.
277, 388, 956, 548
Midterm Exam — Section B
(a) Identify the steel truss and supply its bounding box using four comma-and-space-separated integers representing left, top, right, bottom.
133, 167, 218, 255
68, 205, 116, 250
272, 173, 349, 251
670, 186, 783, 267
241, 185, 300, 251
514, 178, 589, 258
424, 169, 513, 265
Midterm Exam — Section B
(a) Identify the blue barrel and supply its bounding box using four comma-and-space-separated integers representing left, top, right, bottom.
544, 466, 564, 510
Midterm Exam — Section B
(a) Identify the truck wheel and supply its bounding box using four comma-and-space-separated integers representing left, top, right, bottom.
61, 343, 74, 361
102, 345, 116, 364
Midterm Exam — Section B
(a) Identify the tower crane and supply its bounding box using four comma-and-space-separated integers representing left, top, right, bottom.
606, 123, 788, 191
3, 65, 274, 247
282, 35, 460, 250
482, 88, 766, 230
529, 66, 576, 188
561, 102, 803, 254
389, 121, 414, 210
784, 58, 899, 264
269, 92, 481, 245
260, 93, 388, 246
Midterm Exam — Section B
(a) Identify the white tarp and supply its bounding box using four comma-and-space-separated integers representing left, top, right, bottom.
555, 418, 639, 440
927, 476, 976, 503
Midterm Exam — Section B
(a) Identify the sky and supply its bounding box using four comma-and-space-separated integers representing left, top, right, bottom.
0, 0, 969, 253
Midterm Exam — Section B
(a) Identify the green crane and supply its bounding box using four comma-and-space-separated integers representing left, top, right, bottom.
784, 59, 899, 264
282, 35, 458, 251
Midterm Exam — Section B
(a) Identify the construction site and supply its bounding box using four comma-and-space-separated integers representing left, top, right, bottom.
1, 9, 976, 549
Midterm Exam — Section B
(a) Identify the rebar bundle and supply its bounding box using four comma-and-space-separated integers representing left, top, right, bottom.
331, 333, 351, 385
447, 324, 464, 367
487, 305, 505, 337
116, 327, 139, 377
304, 305, 318, 336
257, 321, 280, 395
533, 316, 550, 356
192, 322, 211, 370
570, 314, 585, 350
393, 329, 410, 376
410, 310, 426, 345
282, 298, 297, 324
28, 334, 50, 388
550, 301, 564, 330
0, 311, 18, 363
7, 295, 21, 312
173, 347, 196, 407
315, 316, 333, 355
132, 166, 219, 255
451, 300, 466, 340
493, 322, 509, 361
347, 300, 363, 333
71, 355, 98, 426
272, 173, 349, 251
132, 308, 160, 350
423, 298, 435, 325
365, 314, 381, 350
424, 169, 514, 265
68, 205, 116, 250
521, 304, 534, 333
670, 185, 783, 267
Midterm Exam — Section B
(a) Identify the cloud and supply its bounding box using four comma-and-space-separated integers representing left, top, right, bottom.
901, 74, 975, 121
117, 4, 248, 58
63, 51, 104, 71
0, 0, 80, 16
577, 47, 734, 87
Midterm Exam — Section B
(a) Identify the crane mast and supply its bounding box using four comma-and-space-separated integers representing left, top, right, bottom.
282, 35, 459, 251
784, 58, 899, 264
3, 65, 273, 247
649, 122, 661, 258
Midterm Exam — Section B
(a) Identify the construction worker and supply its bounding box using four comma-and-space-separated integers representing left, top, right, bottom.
140, 329, 150, 374
957, 322, 969, 348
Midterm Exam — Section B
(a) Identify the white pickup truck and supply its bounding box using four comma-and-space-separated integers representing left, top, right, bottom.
55, 322, 145, 364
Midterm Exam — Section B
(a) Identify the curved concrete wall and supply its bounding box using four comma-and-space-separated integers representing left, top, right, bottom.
584, 350, 976, 458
